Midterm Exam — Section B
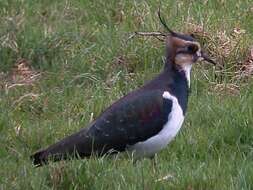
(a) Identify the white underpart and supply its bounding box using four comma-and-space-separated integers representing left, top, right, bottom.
127, 91, 185, 158
181, 64, 192, 87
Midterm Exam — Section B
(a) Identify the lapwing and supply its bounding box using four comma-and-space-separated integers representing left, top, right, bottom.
31, 12, 216, 167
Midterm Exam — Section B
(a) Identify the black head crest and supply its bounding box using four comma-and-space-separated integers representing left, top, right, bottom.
157, 7, 217, 66
158, 8, 196, 42
157, 7, 176, 36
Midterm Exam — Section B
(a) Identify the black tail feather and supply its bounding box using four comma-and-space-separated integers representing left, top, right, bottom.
30, 128, 91, 167
31, 149, 48, 167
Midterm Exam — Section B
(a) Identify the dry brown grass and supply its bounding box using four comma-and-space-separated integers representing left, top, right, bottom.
186, 22, 252, 83
1, 58, 40, 91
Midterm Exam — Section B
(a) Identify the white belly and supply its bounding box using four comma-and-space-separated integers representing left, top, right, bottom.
127, 91, 185, 158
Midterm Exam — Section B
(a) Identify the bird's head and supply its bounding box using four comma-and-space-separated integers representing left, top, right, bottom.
158, 10, 216, 73
165, 33, 216, 69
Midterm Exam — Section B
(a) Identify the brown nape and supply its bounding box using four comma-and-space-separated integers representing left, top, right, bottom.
169, 36, 200, 52
169, 36, 192, 48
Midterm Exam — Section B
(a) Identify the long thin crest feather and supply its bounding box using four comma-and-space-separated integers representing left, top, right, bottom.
157, 7, 176, 35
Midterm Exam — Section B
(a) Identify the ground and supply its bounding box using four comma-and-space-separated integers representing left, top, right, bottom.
0, 0, 253, 189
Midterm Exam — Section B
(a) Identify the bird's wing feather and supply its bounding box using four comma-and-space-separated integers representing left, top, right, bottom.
86, 90, 173, 154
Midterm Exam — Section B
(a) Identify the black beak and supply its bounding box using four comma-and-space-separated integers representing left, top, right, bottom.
201, 51, 216, 65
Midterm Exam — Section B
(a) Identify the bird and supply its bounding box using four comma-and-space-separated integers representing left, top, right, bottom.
31, 11, 216, 167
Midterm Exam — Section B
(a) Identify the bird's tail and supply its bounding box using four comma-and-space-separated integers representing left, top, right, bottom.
31, 149, 48, 166
31, 128, 90, 167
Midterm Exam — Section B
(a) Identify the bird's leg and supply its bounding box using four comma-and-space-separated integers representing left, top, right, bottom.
150, 154, 158, 173
132, 158, 138, 166
128, 151, 139, 166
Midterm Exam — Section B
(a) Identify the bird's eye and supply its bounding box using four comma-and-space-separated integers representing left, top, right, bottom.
187, 44, 199, 54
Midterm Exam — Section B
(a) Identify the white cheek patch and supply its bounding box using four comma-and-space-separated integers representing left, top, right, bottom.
181, 64, 192, 87
175, 42, 202, 87
175, 54, 192, 65
174, 56, 192, 87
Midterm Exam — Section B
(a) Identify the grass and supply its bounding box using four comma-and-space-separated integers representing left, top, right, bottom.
0, 0, 253, 189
